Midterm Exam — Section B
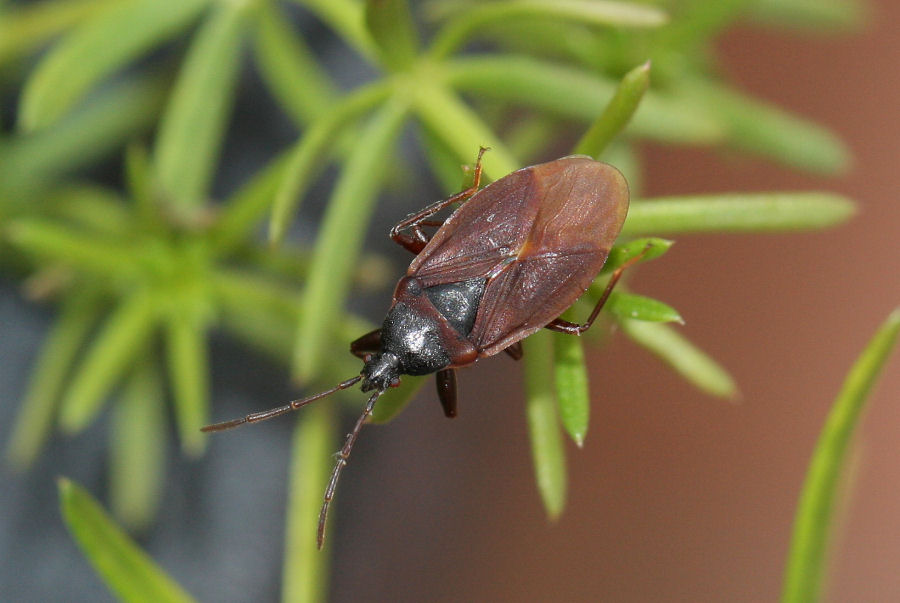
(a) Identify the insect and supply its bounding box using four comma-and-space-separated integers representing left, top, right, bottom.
203, 148, 637, 547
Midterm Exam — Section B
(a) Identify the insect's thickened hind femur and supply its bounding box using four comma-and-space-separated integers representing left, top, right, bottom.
361, 352, 401, 391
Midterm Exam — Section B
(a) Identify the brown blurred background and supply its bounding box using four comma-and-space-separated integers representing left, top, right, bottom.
330, 2, 899, 601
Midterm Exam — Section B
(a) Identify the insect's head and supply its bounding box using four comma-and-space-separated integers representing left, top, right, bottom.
361, 351, 401, 392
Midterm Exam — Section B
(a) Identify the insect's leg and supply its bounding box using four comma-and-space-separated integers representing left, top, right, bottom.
545, 249, 647, 335
390, 147, 488, 255
435, 369, 458, 418
350, 329, 382, 360
318, 388, 383, 549
503, 341, 523, 361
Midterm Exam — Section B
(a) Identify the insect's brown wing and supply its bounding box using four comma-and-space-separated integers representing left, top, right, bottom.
468, 157, 629, 357
407, 165, 536, 286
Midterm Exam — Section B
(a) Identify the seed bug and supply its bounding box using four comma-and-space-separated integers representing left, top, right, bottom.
203, 148, 637, 548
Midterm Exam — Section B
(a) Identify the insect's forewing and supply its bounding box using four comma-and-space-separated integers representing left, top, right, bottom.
410, 156, 629, 358
408, 167, 534, 286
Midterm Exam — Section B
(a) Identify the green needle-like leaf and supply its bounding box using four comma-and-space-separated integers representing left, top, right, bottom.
524, 330, 567, 518
605, 292, 683, 324
0, 0, 119, 65
283, 405, 334, 601
0, 74, 167, 199
59, 291, 157, 433
6, 290, 101, 469
295, 98, 409, 382
574, 61, 651, 158
44, 185, 131, 236
445, 56, 724, 145
369, 375, 428, 424
154, 1, 249, 212
621, 319, 737, 398
412, 83, 520, 179
686, 81, 851, 174
430, 0, 668, 59
211, 153, 290, 253
418, 122, 479, 194
269, 81, 393, 245
292, 0, 377, 61
110, 360, 166, 531
749, 0, 864, 31
164, 312, 209, 456
211, 268, 301, 324
212, 268, 378, 374
365, 0, 419, 70
6, 219, 142, 278
553, 333, 589, 447
58, 478, 197, 603
252, 1, 338, 125
782, 308, 900, 603
623, 192, 856, 235
18, 0, 211, 131
125, 143, 158, 226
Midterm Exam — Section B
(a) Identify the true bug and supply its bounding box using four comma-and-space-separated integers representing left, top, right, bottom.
203, 148, 637, 547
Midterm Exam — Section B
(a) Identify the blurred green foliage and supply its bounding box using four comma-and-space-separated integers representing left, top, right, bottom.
0, 0, 867, 600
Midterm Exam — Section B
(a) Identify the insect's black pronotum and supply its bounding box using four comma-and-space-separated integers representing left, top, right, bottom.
203, 148, 637, 547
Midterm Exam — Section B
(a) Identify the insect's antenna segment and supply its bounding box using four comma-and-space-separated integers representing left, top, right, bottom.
201, 375, 362, 433
317, 387, 385, 549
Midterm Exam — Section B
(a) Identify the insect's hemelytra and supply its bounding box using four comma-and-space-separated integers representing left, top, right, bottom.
202, 148, 638, 548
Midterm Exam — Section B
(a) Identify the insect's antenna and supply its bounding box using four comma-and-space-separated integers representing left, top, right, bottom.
201, 375, 362, 433
317, 387, 385, 549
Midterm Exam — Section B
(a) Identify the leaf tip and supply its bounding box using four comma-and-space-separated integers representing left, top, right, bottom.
545, 502, 564, 522
57, 476, 75, 504
180, 434, 208, 458
58, 408, 86, 435
889, 306, 900, 325
626, 60, 652, 87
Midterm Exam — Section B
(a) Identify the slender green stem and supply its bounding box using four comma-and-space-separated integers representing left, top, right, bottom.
269, 80, 393, 245
252, 0, 338, 125
212, 152, 291, 253
364, 0, 419, 70
291, 0, 377, 61
6, 219, 143, 278
294, 97, 410, 382
623, 192, 856, 235
412, 82, 520, 179
6, 289, 102, 468
282, 405, 334, 602
429, 0, 667, 59
444, 55, 724, 144
782, 309, 900, 603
